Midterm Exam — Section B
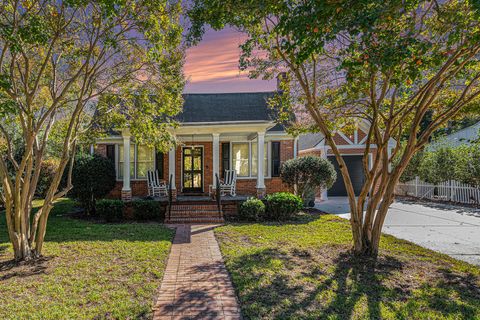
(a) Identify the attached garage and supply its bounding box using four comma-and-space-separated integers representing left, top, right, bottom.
327, 155, 365, 196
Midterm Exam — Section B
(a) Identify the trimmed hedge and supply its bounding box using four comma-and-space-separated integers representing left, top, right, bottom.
96, 199, 124, 222
239, 198, 265, 221
132, 200, 165, 221
264, 192, 303, 221
70, 154, 116, 214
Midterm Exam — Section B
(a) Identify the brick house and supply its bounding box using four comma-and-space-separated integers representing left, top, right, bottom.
298, 122, 396, 199
94, 92, 297, 201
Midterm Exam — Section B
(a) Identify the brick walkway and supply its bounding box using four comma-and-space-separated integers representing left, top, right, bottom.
153, 225, 242, 320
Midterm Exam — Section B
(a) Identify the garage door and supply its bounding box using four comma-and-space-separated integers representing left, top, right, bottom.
327, 155, 365, 196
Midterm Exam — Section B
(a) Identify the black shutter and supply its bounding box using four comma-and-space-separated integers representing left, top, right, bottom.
106, 145, 115, 163
221, 143, 230, 178
271, 142, 281, 177
155, 151, 164, 179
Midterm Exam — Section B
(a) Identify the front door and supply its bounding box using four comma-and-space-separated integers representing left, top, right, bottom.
182, 146, 203, 193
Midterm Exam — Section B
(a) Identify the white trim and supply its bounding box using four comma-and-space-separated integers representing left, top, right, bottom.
337, 131, 355, 145
230, 140, 270, 179
256, 132, 266, 189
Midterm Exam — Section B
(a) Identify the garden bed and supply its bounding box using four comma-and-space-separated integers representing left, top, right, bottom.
215, 214, 480, 319
0, 198, 174, 319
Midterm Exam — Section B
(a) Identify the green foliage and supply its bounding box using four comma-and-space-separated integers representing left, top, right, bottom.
264, 192, 303, 221
131, 200, 165, 221
0, 198, 174, 319
70, 154, 116, 214
419, 148, 459, 184
96, 199, 124, 222
396, 149, 424, 183
36, 159, 60, 198
452, 144, 480, 187
239, 198, 266, 221
280, 156, 336, 206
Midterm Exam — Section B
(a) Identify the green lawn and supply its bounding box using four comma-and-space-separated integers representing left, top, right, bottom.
0, 198, 173, 320
215, 214, 480, 320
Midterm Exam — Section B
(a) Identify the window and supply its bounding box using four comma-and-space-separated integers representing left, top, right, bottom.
231, 141, 269, 178
117, 144, 154, 180
271, 142, 281, 177
232, 143, 250, 177
251, 142, 268, 177
136, 145, 155, 179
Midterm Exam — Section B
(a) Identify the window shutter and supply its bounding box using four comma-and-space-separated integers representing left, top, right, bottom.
106, 145, 115, 163
155, 151, 164, 179
221, 143, 230, 178
271, 142, 281, 177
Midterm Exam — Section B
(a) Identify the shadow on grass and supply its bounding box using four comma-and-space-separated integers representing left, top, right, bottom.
228, 247, 480, 319
0, 256, 53, 281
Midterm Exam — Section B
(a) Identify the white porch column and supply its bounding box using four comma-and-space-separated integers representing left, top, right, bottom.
212, 133, 220, 184
256, 132, 266, 196
321, 146, 328, 201
121, 129, 132, 201
168, 146, 176, 190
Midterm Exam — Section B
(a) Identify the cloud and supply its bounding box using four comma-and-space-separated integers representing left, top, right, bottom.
184, 28, 275, 93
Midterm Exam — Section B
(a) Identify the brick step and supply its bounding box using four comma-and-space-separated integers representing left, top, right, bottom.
165, 217, 225, 224
169, 211, 221, 216
171, 205, 218, 211
170, 212, 223, 218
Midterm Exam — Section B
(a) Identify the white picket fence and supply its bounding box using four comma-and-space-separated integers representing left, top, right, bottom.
395, 176, 480, 205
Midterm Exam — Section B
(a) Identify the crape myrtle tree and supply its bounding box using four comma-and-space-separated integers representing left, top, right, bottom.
188, 0, 480, 256
0, 0, 184, 261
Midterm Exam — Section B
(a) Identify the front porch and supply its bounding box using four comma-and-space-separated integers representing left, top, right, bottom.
117, 122, 293, 201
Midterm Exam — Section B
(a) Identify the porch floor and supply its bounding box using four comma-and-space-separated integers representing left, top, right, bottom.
133, 195, 249, 203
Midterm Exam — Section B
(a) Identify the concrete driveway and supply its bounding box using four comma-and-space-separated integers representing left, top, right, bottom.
315, 197, 480, 266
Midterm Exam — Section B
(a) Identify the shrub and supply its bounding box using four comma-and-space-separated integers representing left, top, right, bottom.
132, 200, 165, 221
239, 198, 265, 221
70, 154, 116, 214
453, 144, 480, 187
419, 147, 458, 184
280, 156, 336, 206
96, 199, 124, 222
264, 192, 303, 221
36, 159, 60, 198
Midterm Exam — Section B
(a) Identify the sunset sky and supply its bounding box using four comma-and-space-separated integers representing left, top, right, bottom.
183, 27, 276, 93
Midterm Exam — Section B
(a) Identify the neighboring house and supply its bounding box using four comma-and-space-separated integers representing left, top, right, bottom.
298, 123, 396, 199
94, 92, 297, 201
429, 121, 480, 149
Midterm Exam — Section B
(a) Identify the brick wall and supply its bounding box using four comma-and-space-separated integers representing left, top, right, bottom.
100, 139, 296, 199
108, 180, 148, 198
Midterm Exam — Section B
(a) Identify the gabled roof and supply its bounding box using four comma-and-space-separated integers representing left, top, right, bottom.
298, 133, 325, 150
177, 92, 277, 123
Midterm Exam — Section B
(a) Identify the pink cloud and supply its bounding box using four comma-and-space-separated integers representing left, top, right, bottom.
184, 28, 275, 93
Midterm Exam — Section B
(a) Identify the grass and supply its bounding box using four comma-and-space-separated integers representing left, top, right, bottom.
0, 198, 174, 320
215, 214, 480, 320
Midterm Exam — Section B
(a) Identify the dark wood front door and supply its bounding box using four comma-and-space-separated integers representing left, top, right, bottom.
182, 146, 203, 193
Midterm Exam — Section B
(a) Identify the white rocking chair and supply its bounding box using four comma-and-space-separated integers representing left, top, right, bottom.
220, 170, 237, 197
147, 170, 167, 197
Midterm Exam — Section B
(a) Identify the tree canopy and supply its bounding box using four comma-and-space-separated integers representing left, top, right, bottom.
188, 0, 480, 256
0, 0, 184, 260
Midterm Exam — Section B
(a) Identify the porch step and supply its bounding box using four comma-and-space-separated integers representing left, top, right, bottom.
165, 202, 224, 224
